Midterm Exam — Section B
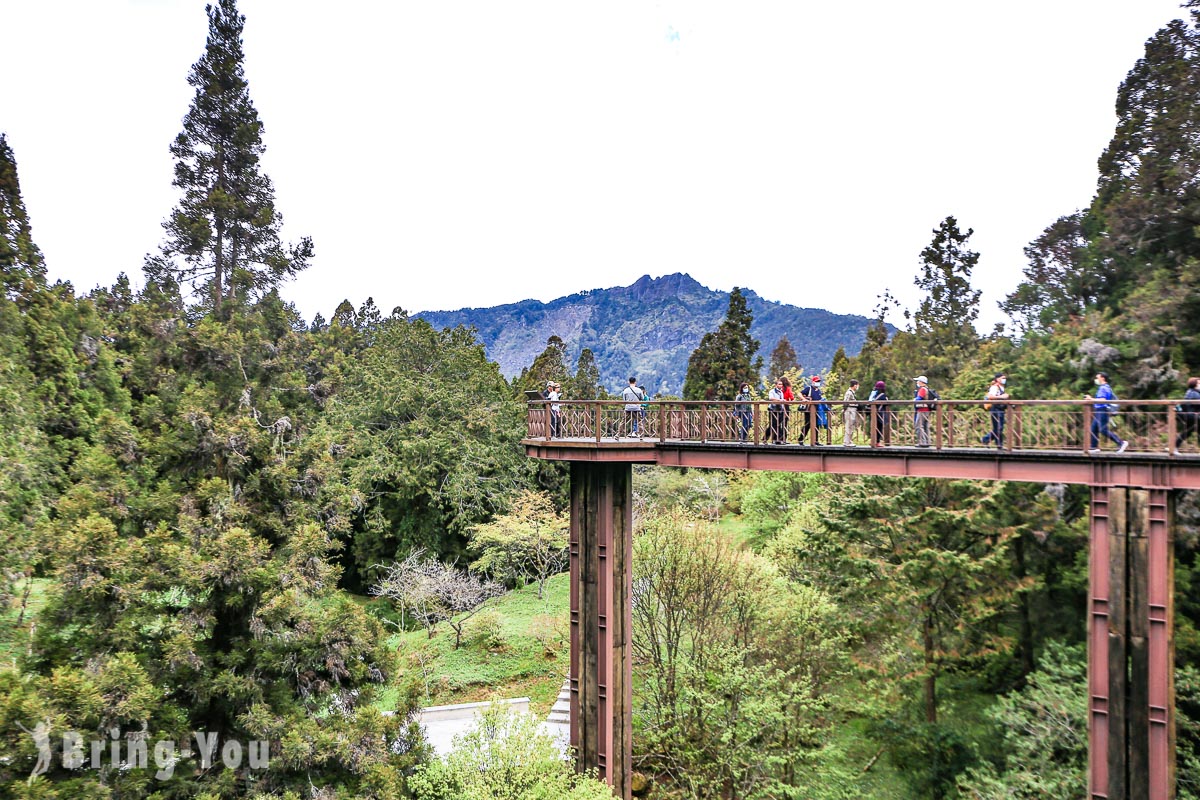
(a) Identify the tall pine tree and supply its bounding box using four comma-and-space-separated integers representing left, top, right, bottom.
149, 0, 312, 317
0, 134, 47, 300
682, 288, 763, 400
768, 335, 799, 380
911, 216, 981, 386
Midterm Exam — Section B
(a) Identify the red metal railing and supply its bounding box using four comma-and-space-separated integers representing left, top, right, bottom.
527, 399, 1199, 456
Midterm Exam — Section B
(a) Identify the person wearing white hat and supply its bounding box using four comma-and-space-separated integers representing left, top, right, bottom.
913, 375, 933, 447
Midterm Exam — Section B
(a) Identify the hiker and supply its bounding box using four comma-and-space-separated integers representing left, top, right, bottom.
797, 375, 824, 443
980, 372, 1009, 449
734, 382, 754, 442
1087, 372, 1128, 454
843, 379, 860, 446
913, 375, 933, 447
1174, 376, 1200, 455
768, 378, 786, 444
869, 380, 890, 446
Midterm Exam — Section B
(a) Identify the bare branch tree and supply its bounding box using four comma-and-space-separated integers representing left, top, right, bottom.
371, 548, 504, 648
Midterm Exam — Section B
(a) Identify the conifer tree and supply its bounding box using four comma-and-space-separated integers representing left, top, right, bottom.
569, 347, 602, 399
768, 335, 799, 380
911, 216, 981, 386
0, 134, 46, 300
682, 287, 763, 400
149, 0, 312, 316
515, 335, 570, 396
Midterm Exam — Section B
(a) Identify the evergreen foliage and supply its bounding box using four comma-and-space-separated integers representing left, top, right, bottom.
911, 216, 982, 387
149, 0, 312, 317
0, 134, 46, 300
682, 287, 764, 401
768, 335, 800, 381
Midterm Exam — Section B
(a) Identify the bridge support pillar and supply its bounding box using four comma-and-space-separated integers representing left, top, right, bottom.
569, 462, 633, 798
1089, 487, 1175, 799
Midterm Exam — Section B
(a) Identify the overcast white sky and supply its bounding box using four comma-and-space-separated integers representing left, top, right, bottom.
0, 1, 1189, 330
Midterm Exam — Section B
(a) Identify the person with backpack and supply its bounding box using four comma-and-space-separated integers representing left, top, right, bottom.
913, 375, 935, 447
622, 377, 646, 437
980, 372, 1009, 449
797, 375, 824, 443
1174, 376, 1200, 455
1087, 372, 1128, 454
869, 380, 890, 446
734, 382, 754, 442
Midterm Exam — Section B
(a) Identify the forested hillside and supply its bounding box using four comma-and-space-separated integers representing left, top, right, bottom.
3, 1, 1200, 799
416, 272, 880, 394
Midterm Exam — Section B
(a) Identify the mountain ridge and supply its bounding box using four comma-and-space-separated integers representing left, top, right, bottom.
416, 273, 881, 394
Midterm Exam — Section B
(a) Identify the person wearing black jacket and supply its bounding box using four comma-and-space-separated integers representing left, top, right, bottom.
869, 380, 890, 445
1175, 377, 1200, 455
797, 375, 824, 443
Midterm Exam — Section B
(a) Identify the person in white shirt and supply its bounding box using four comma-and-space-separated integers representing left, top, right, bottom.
621, 377, 645, 437
980, 372, 1010, 449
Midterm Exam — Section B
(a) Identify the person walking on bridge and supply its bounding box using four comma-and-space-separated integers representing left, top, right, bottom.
768, 378, 786, 444
843, 379, 860, 446
980, 372, 1009, 449
1087, 372, 1128, 454
913, 376, 933, 447
734, 382, 753, 442
869, 380, 890, 446
1174, 376, 1200, 455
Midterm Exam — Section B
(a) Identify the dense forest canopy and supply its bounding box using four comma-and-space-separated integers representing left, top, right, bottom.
2, 2, 1200, 798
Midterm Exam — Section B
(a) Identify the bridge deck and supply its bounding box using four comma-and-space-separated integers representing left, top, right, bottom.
524, 437, 1200, 489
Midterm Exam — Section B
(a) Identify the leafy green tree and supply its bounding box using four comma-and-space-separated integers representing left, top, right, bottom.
911, 216, 981, 386
632, 509, 851, 798
408, 703, 612, 799
956, 641, 1087, 799
1000, 213, 1097, 335
320, 314, 528, 584
814, 477, 1022, 725
467, 490, 568, 598
148, 0, 312, 316
682, 287, 763, 400
768, 335, 799, 380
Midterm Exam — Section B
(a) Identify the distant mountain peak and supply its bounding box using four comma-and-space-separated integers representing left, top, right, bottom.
416, 275, 878, 394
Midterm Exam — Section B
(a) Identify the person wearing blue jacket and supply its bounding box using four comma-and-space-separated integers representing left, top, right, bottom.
1087, 372, 1128, 454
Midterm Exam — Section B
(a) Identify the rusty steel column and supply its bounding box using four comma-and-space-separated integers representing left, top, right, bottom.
569, 462, 633, 799
1089, 487, 1176, 800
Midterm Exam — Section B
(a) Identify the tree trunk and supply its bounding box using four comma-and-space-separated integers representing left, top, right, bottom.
923, 612, 937, 724
1015, 533, 1035, 678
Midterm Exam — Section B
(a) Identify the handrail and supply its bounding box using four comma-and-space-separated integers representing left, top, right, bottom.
525, 399, 1200, 457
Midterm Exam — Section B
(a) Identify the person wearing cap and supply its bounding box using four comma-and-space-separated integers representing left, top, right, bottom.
546, 381, 562, 438
843, 379, 861, 446
868, 380, 890, 445
913, 375, 933, 447
797, 374, 825, 443
980, 372, 1009, 449
1087, 372, 1128, 454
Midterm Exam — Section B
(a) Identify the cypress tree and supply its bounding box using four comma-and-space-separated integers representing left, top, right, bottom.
0, 134, 47, 300
150, 0, 312, 316
682, 287, 763, 401
768, 335, 799, 381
